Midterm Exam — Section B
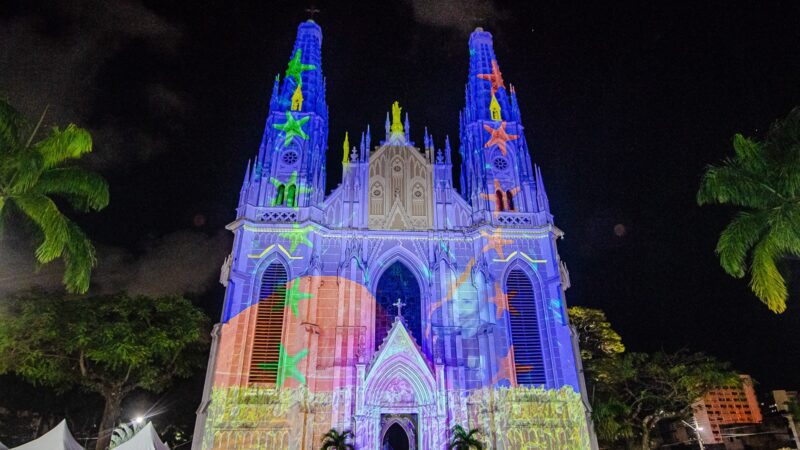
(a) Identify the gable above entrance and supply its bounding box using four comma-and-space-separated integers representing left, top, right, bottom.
364, 319, 436, 407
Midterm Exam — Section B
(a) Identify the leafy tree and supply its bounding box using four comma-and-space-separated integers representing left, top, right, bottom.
0, 99, 109, 294
448, 424, 483, 450
568, 306, 625, 361
0, 292, 210, 450
698, 106, 800, 313
591, 351, 737, 450
320, 428, 354, 450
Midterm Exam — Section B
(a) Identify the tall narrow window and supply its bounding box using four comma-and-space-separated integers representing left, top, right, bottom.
506, 190, 515, 211
248, 262, 288, 384
275, 184, 285, 206
507, 269, 546, 385
286, 184, 297, 208
495, 190, 505, 211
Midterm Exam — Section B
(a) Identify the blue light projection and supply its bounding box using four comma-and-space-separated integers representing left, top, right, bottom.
199, 20, 590, 450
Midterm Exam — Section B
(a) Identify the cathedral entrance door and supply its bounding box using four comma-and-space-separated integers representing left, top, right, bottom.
379, 414, 416, 450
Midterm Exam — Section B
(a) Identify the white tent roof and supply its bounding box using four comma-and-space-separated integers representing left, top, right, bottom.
113, 423, 168, 450
0, 440, 9, 450
11, 419, 83, 450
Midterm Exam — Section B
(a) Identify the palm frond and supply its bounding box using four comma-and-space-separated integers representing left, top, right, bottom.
749, 232, 789, 313
34, 167, 110, 211
732, 133, 764, 165
0, 99, 25, 153
7, 148, 44, 193
35, 124, 93, 169
697, 162, 778, 208
715, 211, 769, 278
9, 194, 69, 263
62, 221, 96, 293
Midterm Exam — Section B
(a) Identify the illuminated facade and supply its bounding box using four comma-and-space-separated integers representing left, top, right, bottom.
193, 20, 593, 450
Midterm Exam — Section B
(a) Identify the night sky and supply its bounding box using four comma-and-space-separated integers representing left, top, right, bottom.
2, 0, 800, 395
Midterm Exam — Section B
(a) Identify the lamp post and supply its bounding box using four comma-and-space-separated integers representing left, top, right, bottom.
681, 417, 705, 450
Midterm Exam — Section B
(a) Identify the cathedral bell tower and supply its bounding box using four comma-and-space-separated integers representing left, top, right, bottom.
237, 20, 328, 221
459, 28, 551, 224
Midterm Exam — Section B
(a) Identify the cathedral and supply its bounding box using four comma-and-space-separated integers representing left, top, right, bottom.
193, 20, 595, 450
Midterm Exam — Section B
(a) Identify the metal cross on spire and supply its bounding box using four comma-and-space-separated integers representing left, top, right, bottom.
393, 298, 406, 320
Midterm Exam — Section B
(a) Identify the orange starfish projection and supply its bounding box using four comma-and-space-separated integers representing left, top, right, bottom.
483, 121, 519, 156
488, 282, 519, 320
477, 60, 505, 97
481, 229, 513, 259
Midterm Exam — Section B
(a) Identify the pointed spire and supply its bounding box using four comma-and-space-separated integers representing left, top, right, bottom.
365, 125, 372, 161
385, 112, 391, 140
466, 27, 511, 122
342, 132, 350, 164
243, 159, 252, 186
275, 20, 325, 116
404, 112, 410, 141
535, 164, 551, 214
509, 84, 521, 122
269, 75, 282, 112
445, 135, 452, 164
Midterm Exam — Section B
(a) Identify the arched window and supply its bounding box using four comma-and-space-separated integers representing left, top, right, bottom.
248, 262, 288, 384
274, 184, 285, 206
375, 262, 422, 348
506, 269, 546, 386
495, 190, 505, 211
506, 190, 515, 211
286, 184, 297, 208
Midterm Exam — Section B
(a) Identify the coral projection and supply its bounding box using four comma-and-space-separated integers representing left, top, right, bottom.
193, 20, 593, 450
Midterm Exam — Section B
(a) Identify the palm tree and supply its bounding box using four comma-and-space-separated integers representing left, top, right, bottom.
698, 106, 800, 313
449, 424, 483, 450
0, 99, 109, 293
320, 428, 354, 450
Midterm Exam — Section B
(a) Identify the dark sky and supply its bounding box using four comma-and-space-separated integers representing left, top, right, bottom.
2, 0, 800, 392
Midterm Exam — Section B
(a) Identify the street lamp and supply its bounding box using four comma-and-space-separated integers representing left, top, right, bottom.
681, 417, 705, 450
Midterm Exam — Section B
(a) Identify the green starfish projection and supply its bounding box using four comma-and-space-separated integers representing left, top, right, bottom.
277, 278, 313, 317
257, 343, 308, 386
273, 112, 309, 147
278, 223, 314, 253
285, 49, 316, 86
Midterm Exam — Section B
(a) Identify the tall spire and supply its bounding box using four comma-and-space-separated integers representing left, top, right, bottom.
465, 28, 511, 122
274, 20, 325, 117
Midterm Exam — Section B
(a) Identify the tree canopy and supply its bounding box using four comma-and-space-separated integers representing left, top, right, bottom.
592, 351, 737, 450
698, 106, 800, 313
568, 306, 625, 361
0, 99, 109, 293
0, 291, 210, 450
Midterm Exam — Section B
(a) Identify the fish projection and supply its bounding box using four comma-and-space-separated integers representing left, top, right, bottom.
193, 20, 593, 450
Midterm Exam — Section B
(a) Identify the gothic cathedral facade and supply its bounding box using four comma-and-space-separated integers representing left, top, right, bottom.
194, 20, 594, 450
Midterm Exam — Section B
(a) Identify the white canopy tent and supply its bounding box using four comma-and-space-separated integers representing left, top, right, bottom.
10, 420, 82, 450
112, 423, 168, 450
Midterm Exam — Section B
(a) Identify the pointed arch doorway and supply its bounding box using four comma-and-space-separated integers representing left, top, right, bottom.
380, 414, 416, 450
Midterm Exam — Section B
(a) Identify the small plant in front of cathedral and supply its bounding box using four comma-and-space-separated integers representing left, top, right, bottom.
448, 425, 484, 450
320, 428, 354, 450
